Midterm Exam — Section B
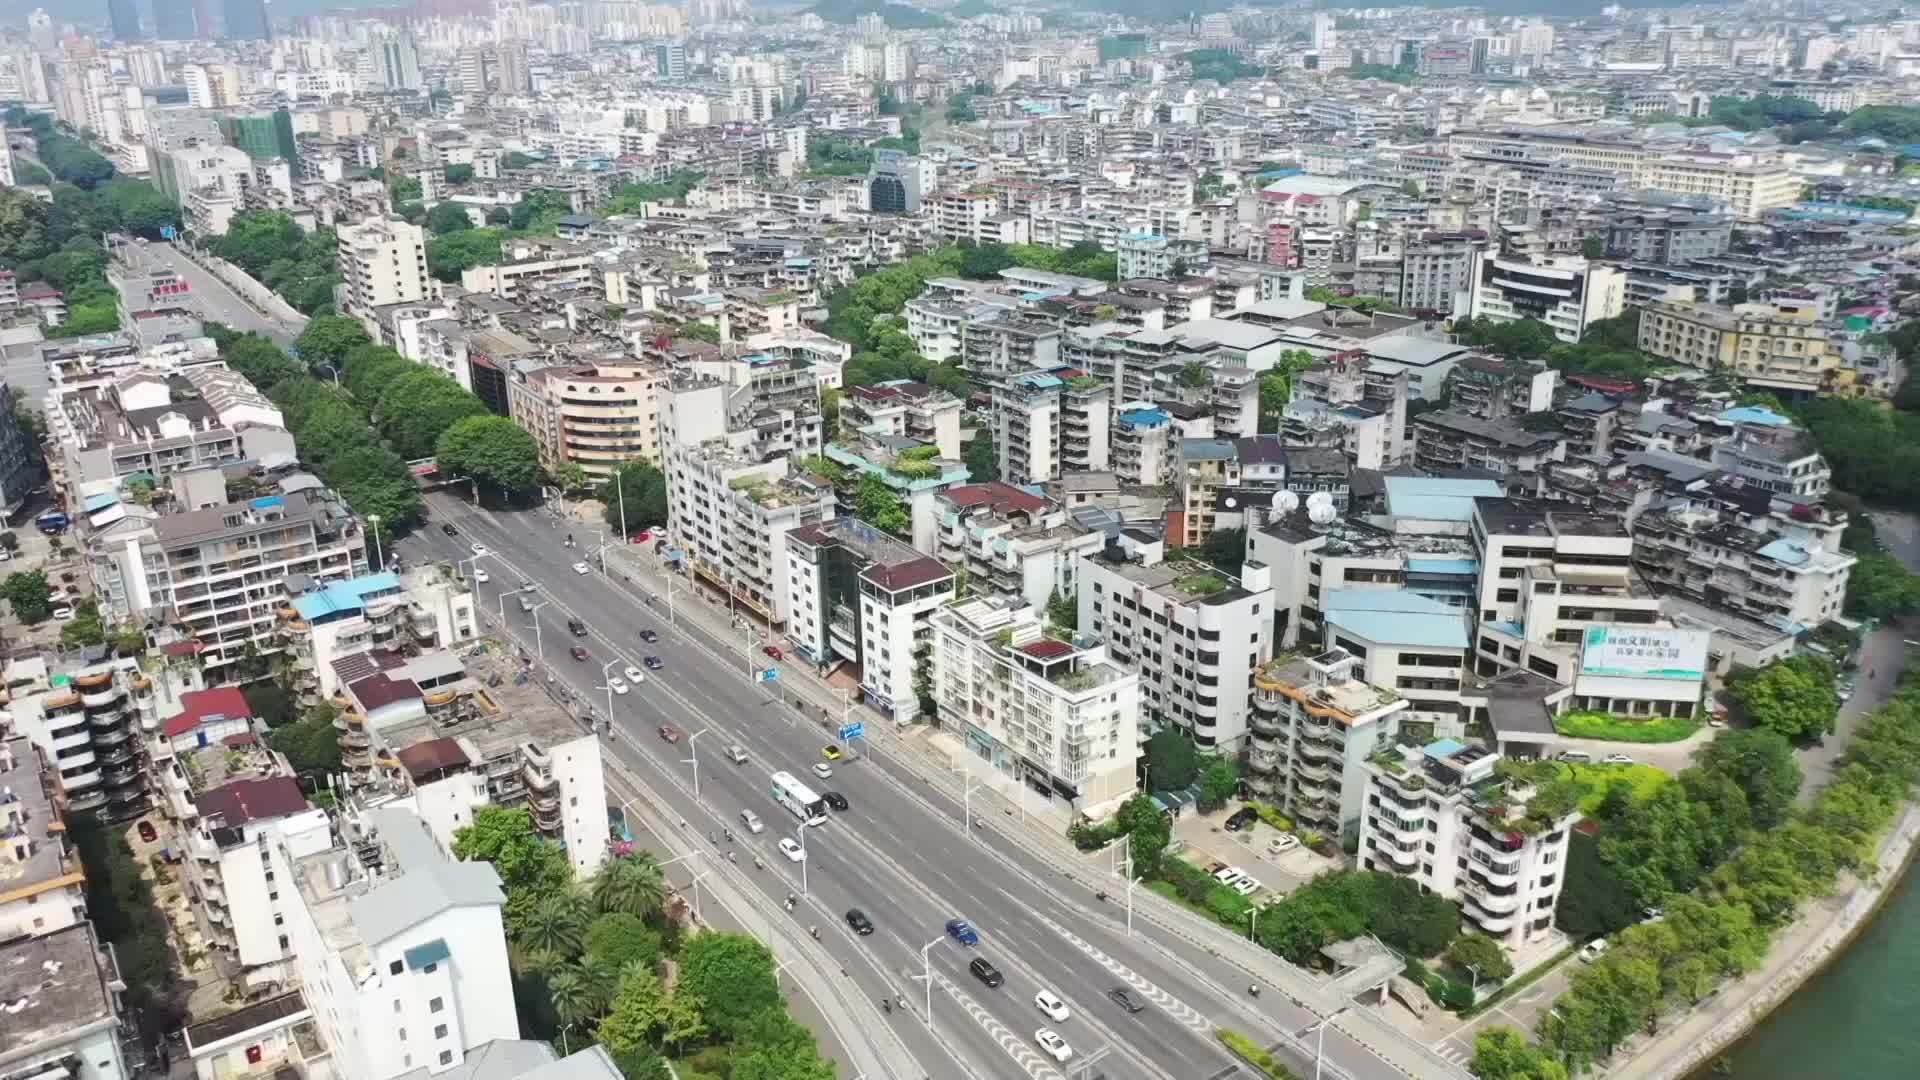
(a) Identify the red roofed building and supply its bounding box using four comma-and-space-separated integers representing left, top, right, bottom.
932, 481, 1102, 610
164, 687, 254, 752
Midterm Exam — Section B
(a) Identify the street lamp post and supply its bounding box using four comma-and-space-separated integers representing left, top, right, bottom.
742, 623, 758, 678
1113, 834, 1139, 936
792, 823, 809, 895
368, 514, 383, 570
559, 1022, 574, 1056
498, 585, 535, 625
660, 852, 707, 922
457, 556, 482, 583
600, 659, 621, 732
1293, 1004, 1353, 1080
914, 935, 943, 1024
316, 363, 341, 388
949, 766, 984, 841
683, 728, 710, 802
525, 600, 548, 672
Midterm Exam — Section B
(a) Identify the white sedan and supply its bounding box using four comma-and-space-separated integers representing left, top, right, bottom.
571, 561, 591, 575
1034, 989, 1070, 1023
470, 543, 488, 557
607, 677, 630, 696
1034, 1030, 1072, 1063
778, 837, 806, 863
473, 568, 489, 584
623, 665, 646, 684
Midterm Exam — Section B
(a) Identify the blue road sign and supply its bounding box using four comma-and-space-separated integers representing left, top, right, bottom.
160, 225, 176, 240
758, 668, 779, 683
839, 721, 865, 741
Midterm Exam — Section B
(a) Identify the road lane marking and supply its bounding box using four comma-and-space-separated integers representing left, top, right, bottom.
1034, 913, 1214, 1036
931, 971, 1066, 1080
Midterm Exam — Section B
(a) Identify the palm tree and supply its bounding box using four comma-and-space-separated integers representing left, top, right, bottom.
546, 966, 597, 1029
522, 890, 588, 957
592, 854, 667, 918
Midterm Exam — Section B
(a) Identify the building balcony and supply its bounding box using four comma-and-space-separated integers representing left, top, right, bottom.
94, 725, 134, 747
1293, 759, 1333, 784
1462, 896, 1521, 933
67, 789, 109, 812
62, 769, 105, 793
1468, 849, 1522, 883
1459, 875, 1522, 913
1367, 837, 1420, 870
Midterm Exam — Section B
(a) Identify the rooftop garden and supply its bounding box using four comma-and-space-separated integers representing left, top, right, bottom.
1174, 572, 1228, 596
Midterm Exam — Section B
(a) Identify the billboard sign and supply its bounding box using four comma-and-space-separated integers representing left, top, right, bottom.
1579, 626, 1710, 681
839, 721, 865, 742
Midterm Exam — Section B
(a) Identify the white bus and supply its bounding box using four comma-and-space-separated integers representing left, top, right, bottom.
770, 770, 828, 826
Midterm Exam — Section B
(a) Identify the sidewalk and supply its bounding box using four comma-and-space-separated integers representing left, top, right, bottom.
586, 515, 1472, 1080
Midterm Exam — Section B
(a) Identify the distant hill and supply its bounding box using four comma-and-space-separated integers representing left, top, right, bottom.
811, 0, 946, 29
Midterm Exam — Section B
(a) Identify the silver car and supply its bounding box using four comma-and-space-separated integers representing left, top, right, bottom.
740, 810, 764, 834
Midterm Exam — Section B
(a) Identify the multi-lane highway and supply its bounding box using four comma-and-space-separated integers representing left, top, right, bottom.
401, 493, 1439, 1080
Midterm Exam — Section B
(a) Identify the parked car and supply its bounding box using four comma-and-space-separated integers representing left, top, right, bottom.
658, 724, 681, 743
1602, 753, 1635, 765
137, 820, 157, 843
1579, 939, 1609, 963
473, 568, 489, 584
569, 645, 589, 661
1557, 750, 1592, 764
1211, 866, 1247, 887
1267, 834, 1301, 855
1231, 876, 1262, 897
945, 918, 979, 946
1223, 807, 1258, 832
968, 957, 1003, 988
52, 605, 73, 620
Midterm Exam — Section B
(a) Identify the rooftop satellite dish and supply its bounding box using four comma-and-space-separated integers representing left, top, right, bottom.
1306, 491, 1334, 513
1273, 490, 1299, 513
1309, 502, 1336, 525
1223, 495, 1239, 509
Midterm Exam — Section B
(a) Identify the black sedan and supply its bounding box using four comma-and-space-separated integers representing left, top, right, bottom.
639, 629, 659, 643
643, 655, 664, 670
441, 523, 458, 536
844, 908, 874, 935
824, 791, 849, 812
1223, 807, 1259, 832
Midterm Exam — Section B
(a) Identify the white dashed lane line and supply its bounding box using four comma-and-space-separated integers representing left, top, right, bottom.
934, 972, 1067, 1080
1034, 913, 1213, 1036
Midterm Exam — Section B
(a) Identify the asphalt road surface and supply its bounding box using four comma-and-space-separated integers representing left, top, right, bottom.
399, 494, 1433, 1080
140, 242, 306, 347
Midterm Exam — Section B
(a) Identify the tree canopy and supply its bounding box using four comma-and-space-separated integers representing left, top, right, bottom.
1730, 655, 1840, 742
436, 415, 542, 493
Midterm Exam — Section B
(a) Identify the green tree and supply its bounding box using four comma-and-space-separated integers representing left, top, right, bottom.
266, 713, 343, 776
454, 806, 573, 895
1, 570, 52, 622
1045, 587, 1077, 632
326, 446, 423, 529
1730, 655, 1839, 741
597, 461, 670, 532
426, 227, 505, 281
545, 966, 598, 1029
963, 430, 998, 482
958, 243, 1016, 279
426, 200, 475, 235
444, 164, 474, 184
1113, 793, 1171, 877
377, 369, 490, 459
1446, 933, 1514, 985
856, 473, 909, 535
1200, 526, 1247, 572
592, 854, 668, 918
522, 890, 590, 956
1470, 1027, 1568, 1080
293, 315, 372, 372
596, 964, 672, 1057
676, 931, 780, 1038
1197, 757, 1238, 811
1694, 728, 1802, 830
1143, 727, 1201, 790
585, 912, 663, 973
436, 415, 543, 493
58, 598, 106, 648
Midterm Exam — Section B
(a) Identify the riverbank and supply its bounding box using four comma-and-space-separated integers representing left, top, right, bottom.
1619, 800, 1920, 1079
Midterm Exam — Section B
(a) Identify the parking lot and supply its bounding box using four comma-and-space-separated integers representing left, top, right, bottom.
0, 515, 93, 651
1171, 805, 1344, 901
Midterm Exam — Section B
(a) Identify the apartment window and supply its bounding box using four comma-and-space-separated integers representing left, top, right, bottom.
394, 1000, 402, 1014
399, 1029, 407, 1042
279, 934, 290, 950
390, 960, 403, 975
430, 997, 445, 1013
424, 962, 438, 974
434, 1024, 449, 1040
440, 1051, 454, 1066
273, 914, 284, 926
1495, 589, 1518, 602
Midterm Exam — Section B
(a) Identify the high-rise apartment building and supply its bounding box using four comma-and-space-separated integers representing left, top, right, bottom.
108, 0, 144, 39
337, 217, 430, 323
223, 0, 270, 40
154, 0, 200, 39
375, 32, 424, 90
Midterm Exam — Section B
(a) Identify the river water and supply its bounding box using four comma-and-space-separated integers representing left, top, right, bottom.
1708, 857, 1920, 1077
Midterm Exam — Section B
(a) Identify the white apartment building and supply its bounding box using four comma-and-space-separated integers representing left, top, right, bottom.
337, 217, 430, 324
1467, 253, 1625, 344
283, 804, 519, 1080
932, 482, 1102, 611
1077, 533, 1273, 753
1282, 353, 1409, 469
90, 489, 370, 676
1248, 648, 1409, 838
1359, 740, 1579, 948
785, 519, 956, 721
993, 372, 1112, 486
930, 596, 1140, 816
1633, 486, 1854, 635
842, 380, 963, 459
279, 569, 478, 700
507, 360, 666, 477
0, 735, 89, 940
1113, 405, 1176, 486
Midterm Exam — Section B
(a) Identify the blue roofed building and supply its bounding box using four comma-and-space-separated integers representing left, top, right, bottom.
278, 569, 479, 699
